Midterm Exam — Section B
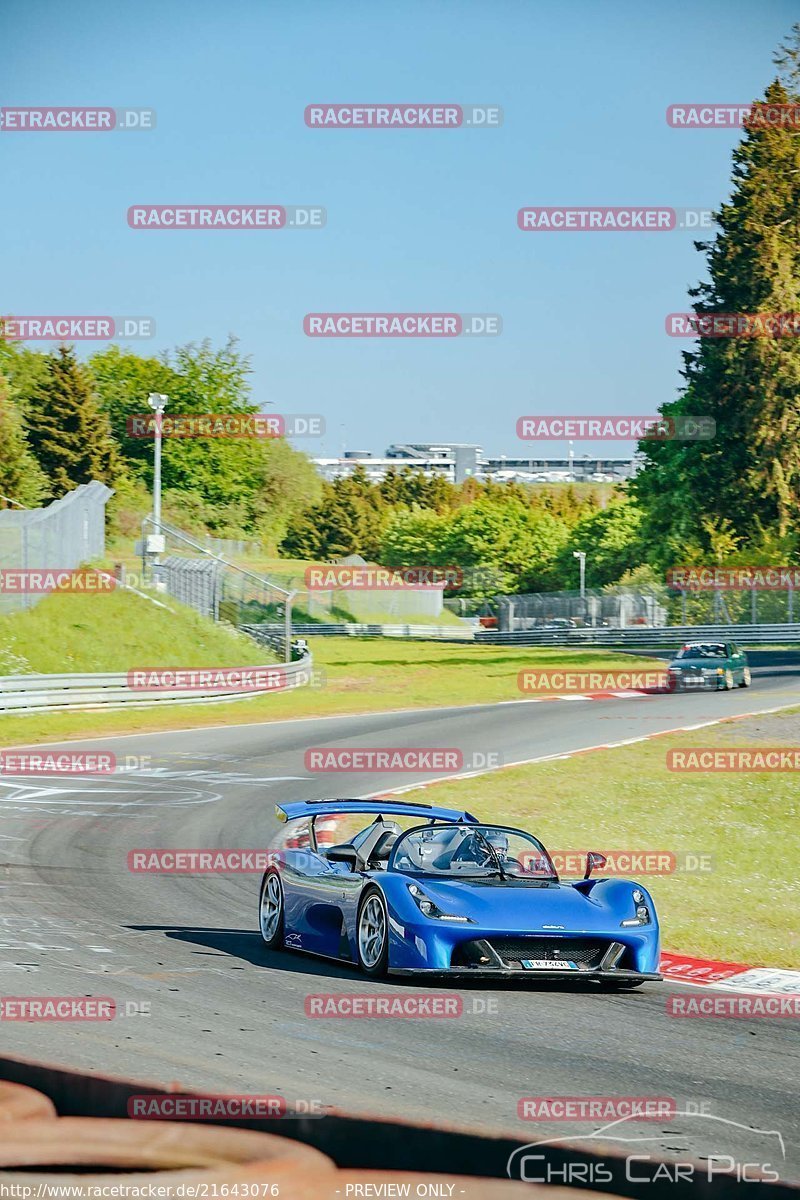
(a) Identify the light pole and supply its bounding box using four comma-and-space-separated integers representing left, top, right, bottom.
147, 393, 169, 532
573, 550, 586, 624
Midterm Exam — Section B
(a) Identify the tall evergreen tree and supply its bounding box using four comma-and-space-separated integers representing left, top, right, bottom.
26, 345, 121, 497
634, 72, 800, 561
0, 373, 49, 508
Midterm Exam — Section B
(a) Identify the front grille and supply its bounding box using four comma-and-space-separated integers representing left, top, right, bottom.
452, 937, 611, 970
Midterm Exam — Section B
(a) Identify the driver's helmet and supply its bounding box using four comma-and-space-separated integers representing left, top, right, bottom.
485, 829, 510, 859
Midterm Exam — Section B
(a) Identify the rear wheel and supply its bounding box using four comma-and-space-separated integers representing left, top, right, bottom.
357, 889, 389, 978
258, 870, 284, 949
739, 666, 752, 688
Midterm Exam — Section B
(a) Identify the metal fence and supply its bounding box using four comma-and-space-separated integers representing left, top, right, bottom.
497, 588, 668, 631
202, 535, 262, 558
498, 584, 800, 630
142, 519, 296, 659
0, 482, 114, 614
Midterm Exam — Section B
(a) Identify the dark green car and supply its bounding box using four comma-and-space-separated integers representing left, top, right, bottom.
667, 641, 751, 691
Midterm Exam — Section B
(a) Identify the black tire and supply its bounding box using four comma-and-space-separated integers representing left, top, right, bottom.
356, 888, 390, 978
739, 666, 752, 688
258, 870, 285, 949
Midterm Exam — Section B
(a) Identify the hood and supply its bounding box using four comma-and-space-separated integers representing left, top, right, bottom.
407, 876, 635, 933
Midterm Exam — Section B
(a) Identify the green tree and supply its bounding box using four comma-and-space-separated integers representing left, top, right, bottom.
26, 346, 121, 498
90, 338, 321, 547
549, 498, 645, 589
0, 373, 49, 508
379, 468, 456, 512
282, 466, 386, 559
634, 72, 800, 559
379, 508, 451, 571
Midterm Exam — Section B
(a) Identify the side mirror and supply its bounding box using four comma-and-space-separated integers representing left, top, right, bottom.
584, 851, 607, 880
325, 844, 358, 866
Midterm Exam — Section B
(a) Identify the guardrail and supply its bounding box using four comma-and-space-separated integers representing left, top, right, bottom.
0, 652, 313, 713
476, 623, 800, 647
241, 622, 476, 640
245, 620, 800, 648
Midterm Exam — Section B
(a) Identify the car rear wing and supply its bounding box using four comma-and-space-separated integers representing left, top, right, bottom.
275, 799, 479, 824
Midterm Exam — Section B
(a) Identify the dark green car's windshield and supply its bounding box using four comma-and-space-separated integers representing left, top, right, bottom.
677, 643, 727, 659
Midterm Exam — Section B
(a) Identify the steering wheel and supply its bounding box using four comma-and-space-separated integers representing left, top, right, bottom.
450, 838, 492, 866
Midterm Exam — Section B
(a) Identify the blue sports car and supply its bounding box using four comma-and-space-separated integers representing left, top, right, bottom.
258, 800, 661, 988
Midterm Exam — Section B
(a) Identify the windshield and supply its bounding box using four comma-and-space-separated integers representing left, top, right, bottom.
677, 643, 727, 659
390, 824, 558, 879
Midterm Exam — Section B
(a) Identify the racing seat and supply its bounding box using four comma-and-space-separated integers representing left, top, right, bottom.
367, 827, 401, 868
326, 818, 403, 871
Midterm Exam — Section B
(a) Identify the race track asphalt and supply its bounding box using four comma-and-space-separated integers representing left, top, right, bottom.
1, 649, 798, 1178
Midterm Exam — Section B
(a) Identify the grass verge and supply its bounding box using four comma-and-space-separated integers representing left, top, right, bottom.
0, 591, 269, 674
0, 592, 664, 744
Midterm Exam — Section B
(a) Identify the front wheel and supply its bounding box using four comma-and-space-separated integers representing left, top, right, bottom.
357, 889, 389, 978
721, 669, 734, 691
739, 666, 752, 688
258, 870, 285, 949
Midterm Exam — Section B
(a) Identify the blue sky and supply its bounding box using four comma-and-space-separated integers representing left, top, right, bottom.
2, 0, 796, 458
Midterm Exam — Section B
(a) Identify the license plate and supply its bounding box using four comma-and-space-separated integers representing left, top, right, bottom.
521, 959, 579, 970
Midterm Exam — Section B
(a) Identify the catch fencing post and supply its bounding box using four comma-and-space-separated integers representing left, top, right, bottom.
285, 591, 296, 663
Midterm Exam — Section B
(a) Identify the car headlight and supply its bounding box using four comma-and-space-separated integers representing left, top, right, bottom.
621, 892, 652, 927
407, 883, 473, 922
